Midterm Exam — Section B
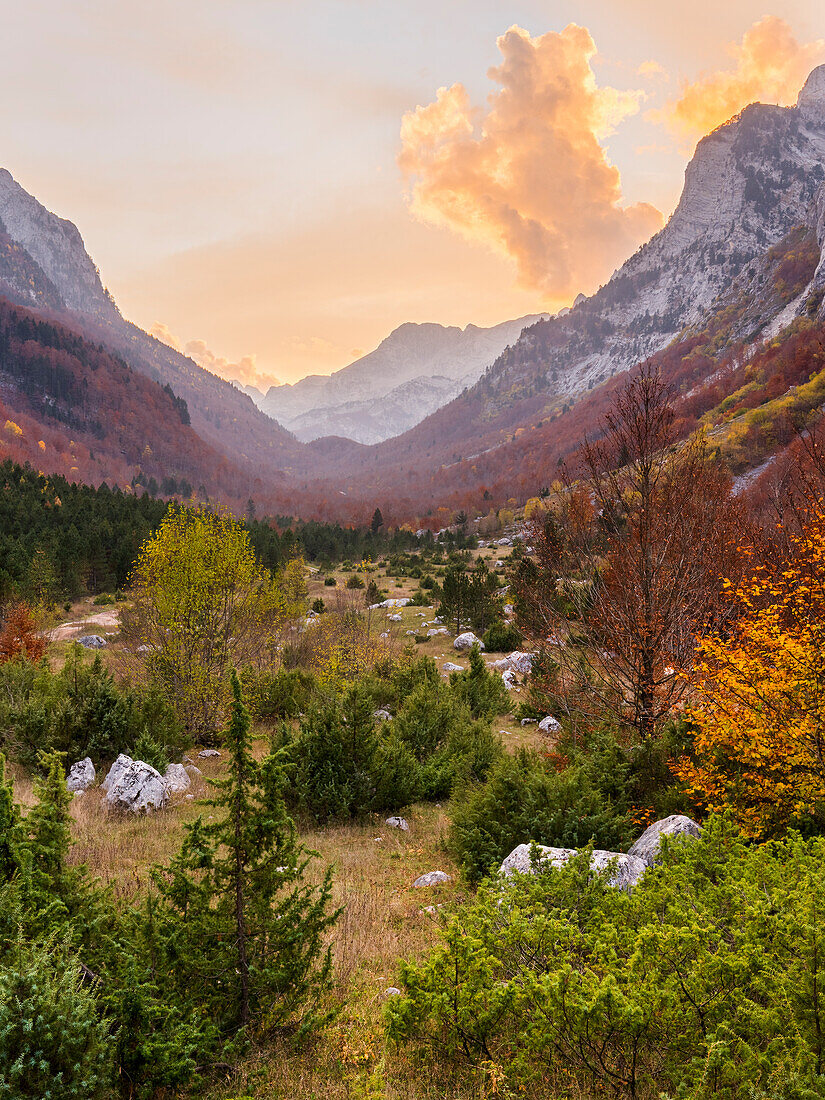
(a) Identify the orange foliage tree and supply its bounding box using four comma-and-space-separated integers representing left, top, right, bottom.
676, 505, 825, 836
0, 603, 46, 663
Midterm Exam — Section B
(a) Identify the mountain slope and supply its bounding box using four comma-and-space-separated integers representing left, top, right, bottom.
260, 315, 548, 443
0, 171, 306, 479
312, 66, 825, 511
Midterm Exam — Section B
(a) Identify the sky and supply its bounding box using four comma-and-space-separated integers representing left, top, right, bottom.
2, 1, 824, 387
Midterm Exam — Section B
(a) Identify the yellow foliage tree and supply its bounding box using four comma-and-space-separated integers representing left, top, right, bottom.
676, 510, 825, 836
122, 504, 306, 739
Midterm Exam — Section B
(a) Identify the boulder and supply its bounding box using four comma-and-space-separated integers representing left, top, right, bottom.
388, 614, 403, 622
427, 627, 448, 637
507, 651, 535, 674
520, 717, 537, 726
198, 749, 221, 759
628, 815, 702, 867
454, 632, 483, 651
384, 987, 402, 998
490, 657, 512, 670
184, 765, 202, 779
164, 763, 191, 793
385, 816, 409, 831
379, 631, 390, 639
102, 753, 132, 792
412, 870, 452, 888
374, 708, 392, 721
442, 662, 463, 672
66, 757, 95, 793
501, 669, 517, 690
77, 634, 106, 649
538, 715, 561, 734
376, 598, 412, 608
104, 756, 168, 813
500, 843, 645, 891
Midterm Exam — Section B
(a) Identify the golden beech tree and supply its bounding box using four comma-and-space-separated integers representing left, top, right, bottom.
676, 508, 825, 837
122, 504, 306, 739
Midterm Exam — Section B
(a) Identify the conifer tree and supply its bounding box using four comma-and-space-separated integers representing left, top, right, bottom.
0, 936, 111, 1100
0, 754, 22, 884
153, 671, 337, 1042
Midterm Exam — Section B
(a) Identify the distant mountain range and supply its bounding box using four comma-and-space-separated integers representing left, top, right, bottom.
2, 66, 825, 522
257, 315, 548, 444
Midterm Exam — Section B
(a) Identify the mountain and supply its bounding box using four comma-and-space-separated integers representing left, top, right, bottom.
4, 67, 825, 523
259, 316, 548, 444
0, 170, 306, 483
312, 65, 825, 515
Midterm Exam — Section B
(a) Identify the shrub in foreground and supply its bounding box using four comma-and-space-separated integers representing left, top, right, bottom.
388, 818, 825, 1099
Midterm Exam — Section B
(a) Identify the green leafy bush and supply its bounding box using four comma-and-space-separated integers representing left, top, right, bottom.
0, 937, 112, 1099
242, 667, 317, 722
131, 727, 169, 774
346, 574, 365, 589
324, 576, 337, 586
481, 619, 523, 653
449, 747, 631, 882
0, 650, 184, 768
449, 644, 510, 719
388, 819, 825, 1099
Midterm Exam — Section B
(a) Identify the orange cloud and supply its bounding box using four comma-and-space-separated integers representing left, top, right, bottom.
150, 322, 280, 391
636, 60, 667, 80
149, 321, 181, 352
184, 338, 280, 392
398, 24, 662, 300
653, 16, 825, 147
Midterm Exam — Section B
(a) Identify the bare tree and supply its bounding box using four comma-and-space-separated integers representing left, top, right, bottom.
515, 363, 748, 740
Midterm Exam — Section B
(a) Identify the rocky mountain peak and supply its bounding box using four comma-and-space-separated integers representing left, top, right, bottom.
0, 168, 117, 320
798, 64, 825, 120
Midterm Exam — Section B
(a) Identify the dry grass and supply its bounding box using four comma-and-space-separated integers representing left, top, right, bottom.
28, 566, 534, 1098
29, 746, 468, 1099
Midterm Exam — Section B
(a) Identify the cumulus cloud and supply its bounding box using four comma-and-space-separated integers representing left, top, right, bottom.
653, 16, 825, 147
184, 339, 281, 392
150, 322, 280, 391
636, 60, 667, 80
149, 321, 181, 352
398, 23, 662, 300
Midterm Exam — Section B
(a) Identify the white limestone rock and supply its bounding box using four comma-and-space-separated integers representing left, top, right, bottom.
454, 632, 483, 651
538, 715, 562, 734
164, 763, 191, 793
442, 662, 463, 672
66, 757, 95, 793
385, 816, 409, 831
506, 651, 535, 675
77, 634, 106, 649
102, 754, 132, 792
500, 843, 646, 891
198, 749, 221, 759
104, 756, 168, 813
412, 870, 452, 888
628, 815, 702, 867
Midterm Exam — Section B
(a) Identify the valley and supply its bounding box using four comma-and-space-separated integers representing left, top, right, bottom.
7, 19, 825, 1100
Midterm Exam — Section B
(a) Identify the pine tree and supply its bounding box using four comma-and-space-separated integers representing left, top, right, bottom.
371, 507, 383, 534
0, 754, 22, 884
153, 671, 338, 1042
0, 936, 111, 1100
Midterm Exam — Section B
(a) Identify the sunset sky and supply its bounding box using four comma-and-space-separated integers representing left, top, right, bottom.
3, 0, 824, 386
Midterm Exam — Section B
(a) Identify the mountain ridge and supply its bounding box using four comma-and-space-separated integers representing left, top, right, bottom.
259, 314, 549, 444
